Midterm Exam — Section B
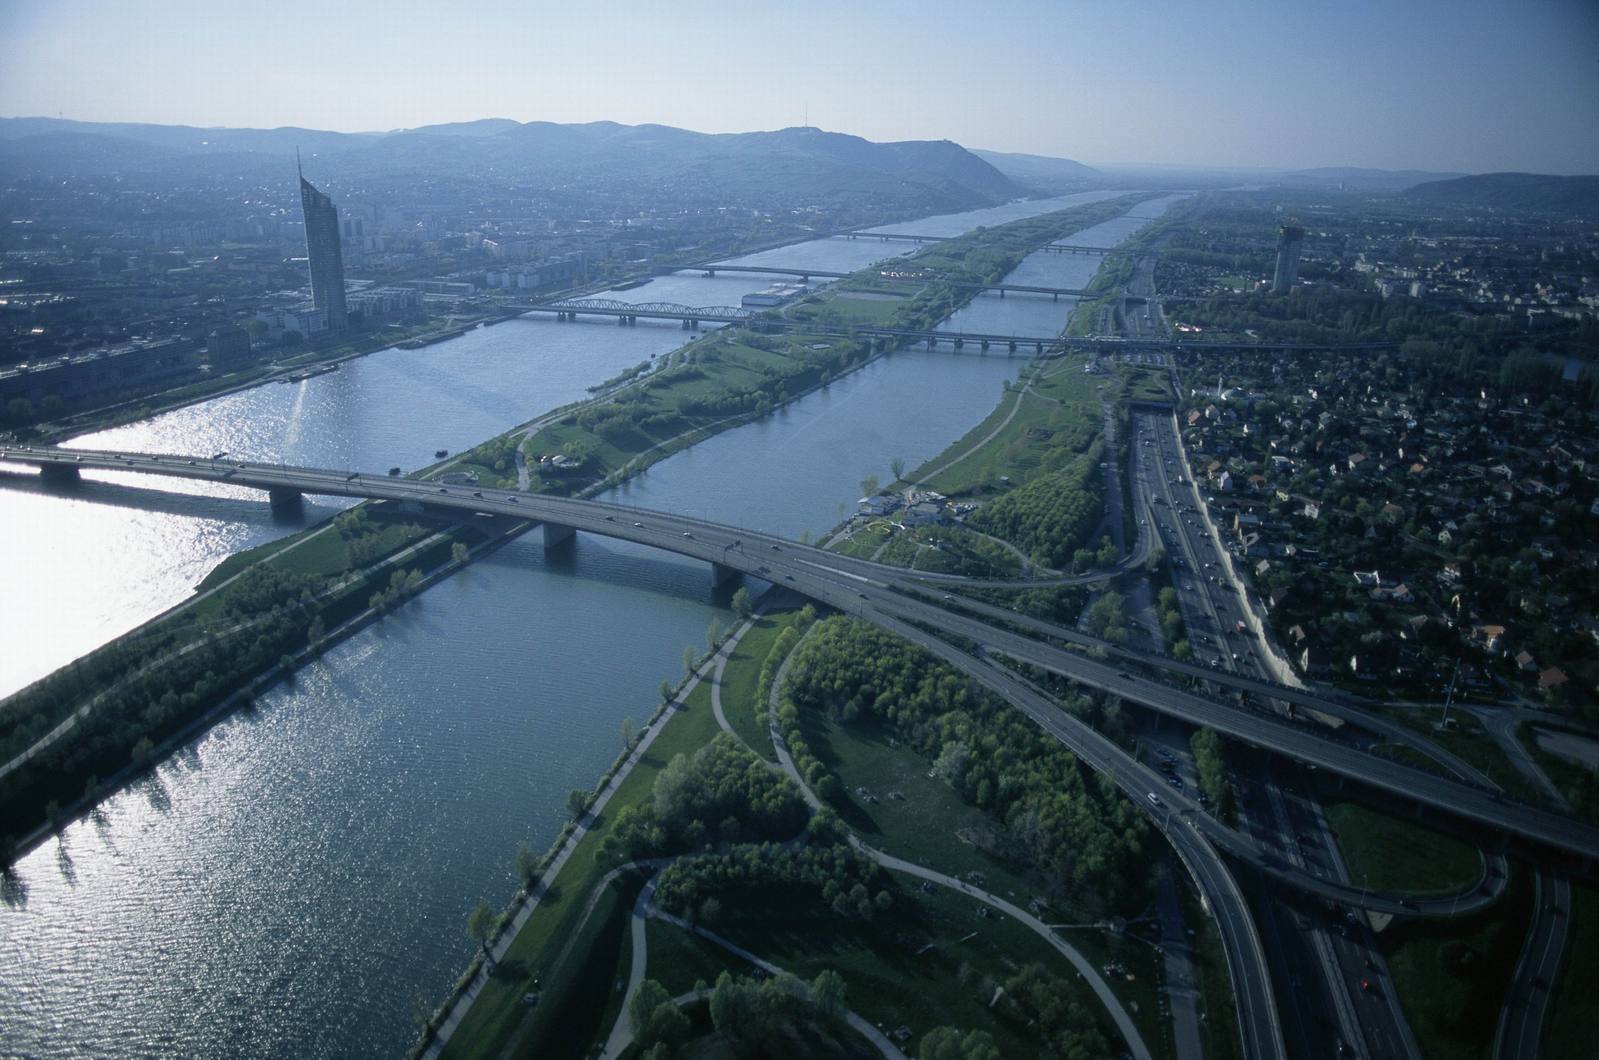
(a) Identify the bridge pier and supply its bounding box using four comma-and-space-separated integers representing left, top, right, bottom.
268, 487, 303, 516
1035, 342, 1044, 354
711, 562, 741, 588
1008, 340, 1017, 352
39, 463, 81, 486
953, 338, 964, 350
703, 269, 716, 278
1052, 292, 1059, 302
980, 340, 990, 352
541, 522, 575, 549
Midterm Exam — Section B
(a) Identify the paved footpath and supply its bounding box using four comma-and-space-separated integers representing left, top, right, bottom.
761, 638, 1155, 1060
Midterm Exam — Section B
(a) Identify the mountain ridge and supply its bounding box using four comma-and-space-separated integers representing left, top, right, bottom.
0, 116, 1025, 212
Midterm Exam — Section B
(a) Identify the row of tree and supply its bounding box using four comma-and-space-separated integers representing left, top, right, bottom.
651, 841, 886, 922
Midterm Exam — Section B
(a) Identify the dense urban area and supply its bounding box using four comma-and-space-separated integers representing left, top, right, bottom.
1, 111, 1597, 1060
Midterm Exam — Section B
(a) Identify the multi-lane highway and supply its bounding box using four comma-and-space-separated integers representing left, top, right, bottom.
1129, 410, 1419, 1060
5, 443, 1598, 865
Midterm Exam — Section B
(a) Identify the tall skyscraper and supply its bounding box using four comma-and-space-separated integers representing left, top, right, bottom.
298, 155, 348, 330
1272, 225, 1305, 294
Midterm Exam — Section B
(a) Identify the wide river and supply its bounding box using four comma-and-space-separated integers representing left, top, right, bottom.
0, 192, 1181, 1058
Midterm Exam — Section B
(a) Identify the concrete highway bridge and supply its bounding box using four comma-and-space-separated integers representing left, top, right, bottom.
507, 298, 1394, 357
5, 443, 1596, 873
509, 298, 1074, 351
658, 262, 1097, 301
841, 230, 1126, 255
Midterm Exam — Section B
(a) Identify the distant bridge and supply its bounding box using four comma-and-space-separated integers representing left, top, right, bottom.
512, 299, 753, 329
660, 261, 1093, 300
512, 299, 1071, 351
840, 230, 1127, 255
509, 298, 1393, 354
660, 263, 849, 282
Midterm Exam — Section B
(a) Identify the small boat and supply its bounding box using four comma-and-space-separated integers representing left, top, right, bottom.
388, 467, 402, 477
435, 449, 449, 459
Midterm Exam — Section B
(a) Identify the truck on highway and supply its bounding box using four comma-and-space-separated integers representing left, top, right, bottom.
1235, 619, 1247, 635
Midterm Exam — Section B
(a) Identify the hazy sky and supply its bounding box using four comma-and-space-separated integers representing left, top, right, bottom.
3, 0, 1596, 173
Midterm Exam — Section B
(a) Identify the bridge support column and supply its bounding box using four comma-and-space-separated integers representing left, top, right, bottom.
980, 340, 989, 352
268, 487, 303, 516
1052, 292, 1059, 302
703, 269, 716, 278
1035, 342, 1044, 354
999, 288, 1004, 298
1008, 340, 1017, 352
711, 562, 741, 588
39, 463, 81, 486
953, 338, 963, 349
542, 522, 575, 549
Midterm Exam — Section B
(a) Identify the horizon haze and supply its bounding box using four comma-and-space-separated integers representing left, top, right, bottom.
2, 0, 1597, 174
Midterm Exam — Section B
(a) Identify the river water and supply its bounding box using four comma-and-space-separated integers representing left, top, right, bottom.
0, 192, 1181, 1058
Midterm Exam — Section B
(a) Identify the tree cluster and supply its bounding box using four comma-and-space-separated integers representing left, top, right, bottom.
969, 442, 1104, 569
783, 618, 1147, 908
602, 733, 808, 860
1188, 728, 1236, 823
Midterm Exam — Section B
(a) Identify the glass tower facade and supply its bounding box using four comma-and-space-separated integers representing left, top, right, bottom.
299, 174, 348, 330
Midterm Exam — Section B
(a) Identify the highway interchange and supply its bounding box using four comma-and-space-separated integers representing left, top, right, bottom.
2, 436, 1593, 1060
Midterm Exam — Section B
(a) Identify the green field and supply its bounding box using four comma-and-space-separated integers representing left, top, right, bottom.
717, 609, 804, 760
1121, 365, 1174, 403
795, 709, 1174, 1058
911, 356, 1104, 500
1381, 865, 1533, 1060
1322, 798, 1481, 896
679, 874, 1131, 1059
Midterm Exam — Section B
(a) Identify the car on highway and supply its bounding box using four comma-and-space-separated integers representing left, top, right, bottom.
1146, 792, 1163, 807
682, 531, 693, 539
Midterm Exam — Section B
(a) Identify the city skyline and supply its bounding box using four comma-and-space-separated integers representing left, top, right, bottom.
2, 0, 1597, 174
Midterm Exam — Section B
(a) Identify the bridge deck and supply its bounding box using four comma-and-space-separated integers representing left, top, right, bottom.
1, 443, 1592, 865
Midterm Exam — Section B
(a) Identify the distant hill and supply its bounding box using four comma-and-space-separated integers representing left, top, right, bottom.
1402, 172, 1599, 215
1277, 166, 1466, 193
973, 149, 1101, 193
0, 117, 1024, 213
